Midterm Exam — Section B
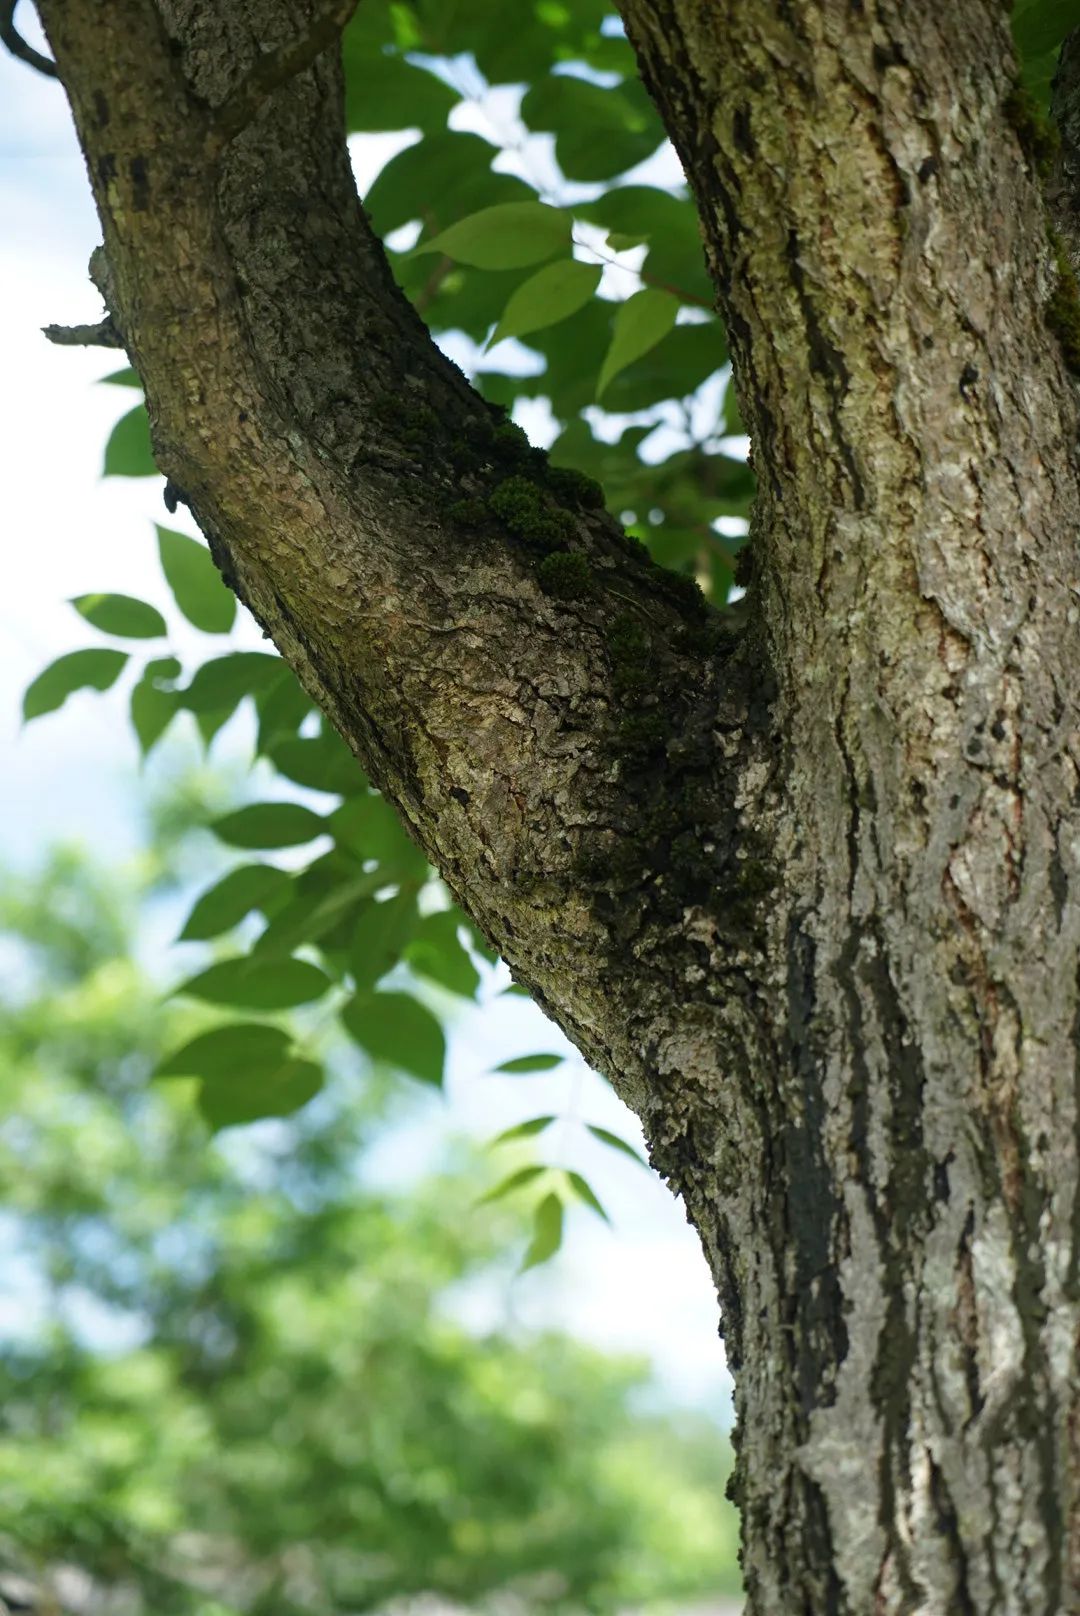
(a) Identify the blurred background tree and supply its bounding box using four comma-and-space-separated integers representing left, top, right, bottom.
0, 834, 741, 1615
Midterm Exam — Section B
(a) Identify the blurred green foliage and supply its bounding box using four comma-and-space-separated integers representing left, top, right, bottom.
0, 845, 741, 1613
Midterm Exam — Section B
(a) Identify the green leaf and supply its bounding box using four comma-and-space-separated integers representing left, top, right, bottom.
103, 404, 156, 476
607, 231, 649, 252
156, 526, 237, 634
1020, 47, 1059, 110
521, 74, 662, 183
256, 869, 383, 957
462, 915, 499, 964
602, 324, 725, 413
344, 52, 458, 131
366, 131, 533, 239
270, 732, 367, 796
330, 794, 428, 875
179, 652, 283, 714
195, 707, 235, 752
350, 891, 420, 991
210, 803, 326, 849
585, 1124, 649, 1168
158, 1021, 324, 1128
1012, 0, 1080, 58
414, 202, 572, 269
71, 592, 167, 639
493, 1053, 564, 1074
491, 1115, 556, 1146
156, 1022, 292, 1080
489, 259, 602, 347
176, 955, 332, 1010
254, 672, 315, 755
404, 910, 481, 998
99, 366, 141, 387
564, 1169, 610, 1223
597, 289, 680, 398
479, 1164, 547, 1204
576, 185, 714, 307
198, 1056, 323, 1131
130, 657, 181, 757
521, 1192, 564, 1271
396, 256, 538, 345
341, 990, 446, 1085
178, 864, 293, 941
23, 649, 128, 722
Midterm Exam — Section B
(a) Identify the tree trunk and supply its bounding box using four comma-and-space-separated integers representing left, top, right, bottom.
35, 0, 1080, 1608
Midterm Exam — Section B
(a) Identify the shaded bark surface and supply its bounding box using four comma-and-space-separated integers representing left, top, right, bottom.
37, 0, 1080, 1609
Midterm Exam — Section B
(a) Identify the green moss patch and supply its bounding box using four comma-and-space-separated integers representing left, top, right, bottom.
537, 551, 593, 599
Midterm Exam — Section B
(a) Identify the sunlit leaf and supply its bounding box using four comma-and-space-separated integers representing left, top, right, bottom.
489, 259, 601, 347
256, 868, 383, 956
71, 592, 167, 639
23, 649, 128, 722
350, 890, 419, 991
210, 803, 326, 849
522, 74, 661, 183
176, 955, 332, 1010
564, 1169, 610, 1222
330, 793, 428, 875
404, 910, 481, 998
366, 131, 533, 239
479, 1164, 547, 1204
344, 52, 458, 130
255, 669, 315, 755
157, 526, 237, 634
198, 1056, 324, 1131
585, 1124, 649, 1168
340, 989, 446, 1085
597, 289, 680, 398
414, 202, 572, 269
521, 1191, 564, 1270
494, 1053, 564, 1073
98, 365, 141, 386
180, 652, 283, 714
103, 403, 155, 476
130, 656, 181, 757
179, 863, 293, 941
271, 732, 367, 796
155, 1022, 292, 1080
491, 1115, 556, 1146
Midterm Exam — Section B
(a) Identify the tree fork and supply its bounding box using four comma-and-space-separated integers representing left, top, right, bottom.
34, 0, 1080, 1608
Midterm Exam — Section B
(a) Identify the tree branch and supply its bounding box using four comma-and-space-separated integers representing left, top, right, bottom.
35, 0, 768, 1137
1, 0, 56, 75
42, 317, 122, 348
208, 0, 357, 153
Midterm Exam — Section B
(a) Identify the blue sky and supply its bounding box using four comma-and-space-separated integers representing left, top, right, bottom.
0, 40, 732, 1414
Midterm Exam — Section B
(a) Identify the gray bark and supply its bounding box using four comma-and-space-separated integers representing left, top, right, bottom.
34, 0, 1080, 1608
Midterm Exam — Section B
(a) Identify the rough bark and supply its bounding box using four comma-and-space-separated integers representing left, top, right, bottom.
33, 0, 1080, 1610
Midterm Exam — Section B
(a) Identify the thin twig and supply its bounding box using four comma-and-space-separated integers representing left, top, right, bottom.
1, 0, 57, 77
42, 317, 123, 348
415, 253, 454, 316
571, 232, 714, 311
208, 0, 357, 154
